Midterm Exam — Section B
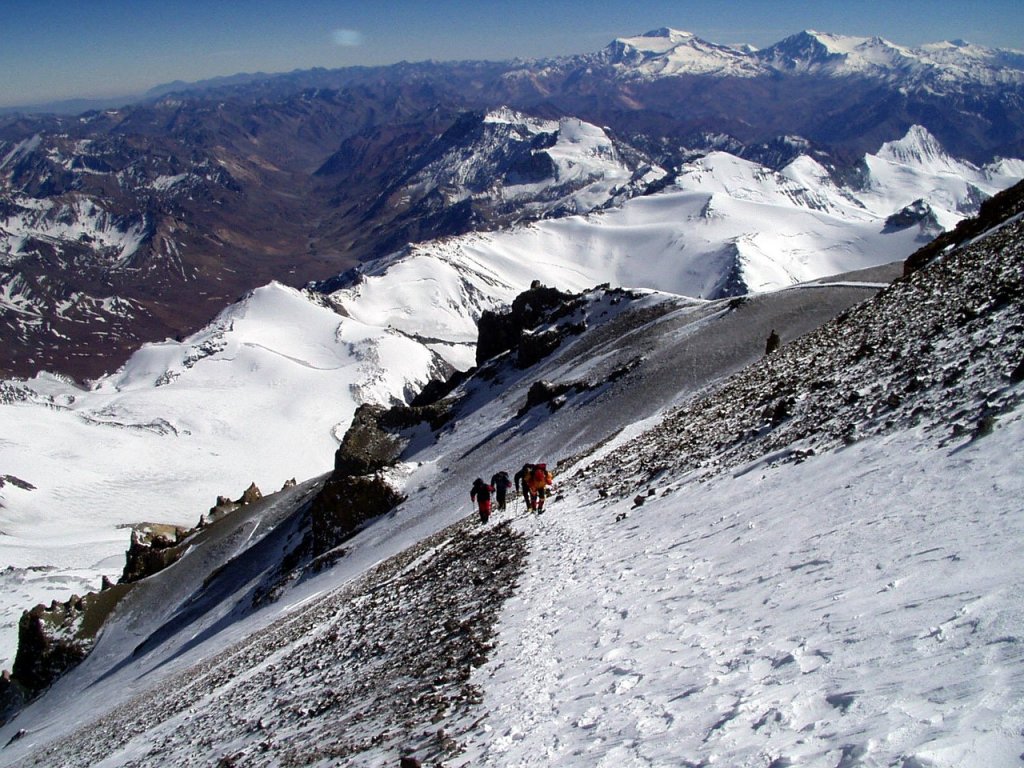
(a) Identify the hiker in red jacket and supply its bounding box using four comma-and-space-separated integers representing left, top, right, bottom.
470, 477, 495, 523
514, 463, 554, 513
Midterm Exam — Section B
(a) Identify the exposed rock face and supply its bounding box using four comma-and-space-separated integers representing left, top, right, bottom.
0, 582, 132, 723
332, 405, 404, 477
475, 283, 578, 365
120, 524, 194, 585
310, 475, 406, 557
309, 404, 409, 558
237, 483, 263, 505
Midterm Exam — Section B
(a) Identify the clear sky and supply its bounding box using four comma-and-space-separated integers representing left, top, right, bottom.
2, 0, 1022, 108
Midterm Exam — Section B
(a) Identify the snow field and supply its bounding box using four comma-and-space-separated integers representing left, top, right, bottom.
463, 418, 1024, 767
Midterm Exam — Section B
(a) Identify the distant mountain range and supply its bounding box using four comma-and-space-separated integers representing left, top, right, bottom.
1, 27, 1023, 380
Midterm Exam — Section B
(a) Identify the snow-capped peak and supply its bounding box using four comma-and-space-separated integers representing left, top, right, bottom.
481, 106, 556, 134
628, 27, 697, 48
604, 28, 763, 77
875, 125, 972, 174
757, 30, 914, 74
595, 27, 1024, 88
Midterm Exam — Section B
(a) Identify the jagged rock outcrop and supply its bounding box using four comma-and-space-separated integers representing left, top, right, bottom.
331, 405, 405, 477
307, 404, 411, 559
310, 475, 406, 558
236, 482, 263, 505
120, 524, 194, 585
0, 582, 132, 724
475, 282, 579, 365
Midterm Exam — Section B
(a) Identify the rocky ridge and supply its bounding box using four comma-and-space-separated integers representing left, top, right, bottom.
0, 479, 281, 724
579, 184, 1024, 495
17, 516, 527, 767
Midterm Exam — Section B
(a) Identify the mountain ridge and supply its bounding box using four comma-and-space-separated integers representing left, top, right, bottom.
0, 128, 1017, 668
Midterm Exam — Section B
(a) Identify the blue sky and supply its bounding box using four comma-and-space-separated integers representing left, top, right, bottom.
2, 0, 1022, 108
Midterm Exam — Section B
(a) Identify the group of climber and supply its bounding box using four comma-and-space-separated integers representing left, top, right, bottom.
469, 463, 554, 523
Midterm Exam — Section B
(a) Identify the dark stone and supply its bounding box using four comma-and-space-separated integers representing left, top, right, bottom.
333, 404, 405, 476
519, 380, 573, 415
516, 327, 564, 369
236, 482, 263, 505
1011, 356, 1024, 384
475, 283, 576, 365
410, 368, 470, 407
310, 475, 406, 556
120, 525, 192, 584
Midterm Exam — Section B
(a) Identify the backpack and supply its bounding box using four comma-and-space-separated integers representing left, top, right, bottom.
532, 463, 547, 485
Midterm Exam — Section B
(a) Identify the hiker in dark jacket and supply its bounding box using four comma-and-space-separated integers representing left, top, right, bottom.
490, 470, 513, 511
513, 464, 534, 508
470, 478, 494, 523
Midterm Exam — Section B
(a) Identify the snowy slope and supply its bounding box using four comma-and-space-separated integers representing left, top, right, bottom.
0, 279, 899, 765
0, 128, 1019, 671
462, 422, 1024, 767
0, 187, 1020, 767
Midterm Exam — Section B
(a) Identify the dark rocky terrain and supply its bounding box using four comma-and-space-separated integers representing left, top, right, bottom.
17, 516, 526, 767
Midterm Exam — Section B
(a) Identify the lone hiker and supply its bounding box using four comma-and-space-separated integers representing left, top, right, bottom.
515, 463, 554, 513
470, 477, 495, 523
491, 470, 513, 511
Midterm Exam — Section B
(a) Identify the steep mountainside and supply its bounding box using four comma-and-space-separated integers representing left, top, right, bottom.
310, 108, 663, 261
0, 179, 1020, 768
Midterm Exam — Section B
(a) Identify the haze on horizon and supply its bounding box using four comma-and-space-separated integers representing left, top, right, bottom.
2, 0, 1023, 110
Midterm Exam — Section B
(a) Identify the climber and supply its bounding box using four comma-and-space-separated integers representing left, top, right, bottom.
490, 470, 513, 511
470, 477, 495, 523
516, 462, 554, 513
513, 463, 534, 509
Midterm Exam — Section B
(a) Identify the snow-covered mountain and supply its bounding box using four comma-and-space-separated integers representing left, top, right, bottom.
375, 107, 663, 219
0, 178, 1020, 766
601, 28, 765, 78
3, 25, 1024, 381
0, 126, 1020, 670
595, 26, 1024, 90
309, 108, 664, 260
